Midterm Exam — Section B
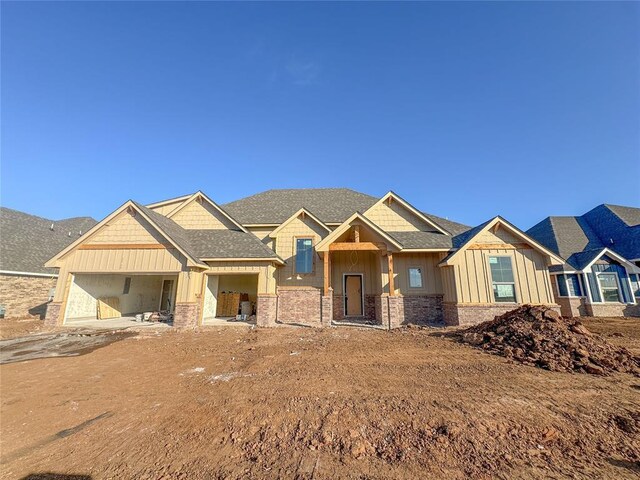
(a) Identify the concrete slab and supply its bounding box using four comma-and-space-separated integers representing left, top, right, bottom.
64, 317, 172, 330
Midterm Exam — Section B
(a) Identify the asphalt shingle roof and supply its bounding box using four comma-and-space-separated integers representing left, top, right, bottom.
223, 188, 378, 224
186, 230, 279, 259
0, 207, 97, 274
387, 231, 453, 249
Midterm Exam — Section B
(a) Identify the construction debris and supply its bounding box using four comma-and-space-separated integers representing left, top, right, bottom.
459, 305, 640, 375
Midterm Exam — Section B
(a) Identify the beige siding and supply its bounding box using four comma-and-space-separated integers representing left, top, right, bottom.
170, 200, 238, 230
148, 200, 187, 216
364, 202, 435, 232
247, 227, 275, 249
393, 253, 444, 295
275, 216, 328, 288
86, 211, 167, 245
474, 227, 523, 245
448, 247, 554, 304
331, 251, 380, 295
62, 248, 186, 273
440, 266, 458, 303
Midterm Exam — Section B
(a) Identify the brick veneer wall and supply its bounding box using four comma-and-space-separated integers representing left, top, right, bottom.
256, 294, 277, 327
586, 303, 640, 318
173, 303, 200, 328
556, 297, 589, 318
321, 290, 333, 327
0, 274, 57, 320
332, 294, 377, 321
401, 295, 444, 325
443, 303, 562, 326
276, 288, 322, 326
44, 302, 63, 327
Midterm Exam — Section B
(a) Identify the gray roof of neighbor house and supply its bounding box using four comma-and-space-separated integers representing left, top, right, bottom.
0, 207, 97, 275
223, 188, 379, 225
527, 204, 640, 270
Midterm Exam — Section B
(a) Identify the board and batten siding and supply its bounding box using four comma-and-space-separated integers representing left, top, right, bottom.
392, 252, 446, 296
363, 201, 435, 232
331, 251, 380, 295
442, 226, 555, 305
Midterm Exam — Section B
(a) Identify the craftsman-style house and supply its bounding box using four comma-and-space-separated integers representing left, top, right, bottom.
43, 189, 566, 328
527, 204, 640, 318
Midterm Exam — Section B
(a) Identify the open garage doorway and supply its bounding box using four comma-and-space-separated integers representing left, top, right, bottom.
202, 273, 258, 325
64, 273, 178, 326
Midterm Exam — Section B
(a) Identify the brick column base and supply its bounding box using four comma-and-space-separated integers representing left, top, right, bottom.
173, 303, 199, 328
388, 295, 405, 329
256, 294, 277, 327
321, 288, 333, 327
44, 302, 63, 327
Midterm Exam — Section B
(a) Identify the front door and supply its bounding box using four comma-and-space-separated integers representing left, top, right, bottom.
344, 275, 363, 316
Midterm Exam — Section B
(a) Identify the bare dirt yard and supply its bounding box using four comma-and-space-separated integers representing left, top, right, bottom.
1, 317, 639, 479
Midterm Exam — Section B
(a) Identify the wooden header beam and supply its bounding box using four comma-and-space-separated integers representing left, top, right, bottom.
329, 242, 386, 252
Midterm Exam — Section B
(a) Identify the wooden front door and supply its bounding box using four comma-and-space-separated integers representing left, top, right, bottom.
344, 275, 363, 316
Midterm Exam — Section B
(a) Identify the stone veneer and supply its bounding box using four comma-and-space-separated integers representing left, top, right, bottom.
173, 303, 200, 328
586, 302, 640, 318
276, 288, 322, 327
256, 294, 277, 327
44, 301, 63, 327
0, 274, 57, 320
443, 303, 562, 326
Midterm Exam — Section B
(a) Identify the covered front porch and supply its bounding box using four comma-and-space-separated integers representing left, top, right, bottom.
316, 214, 404, 328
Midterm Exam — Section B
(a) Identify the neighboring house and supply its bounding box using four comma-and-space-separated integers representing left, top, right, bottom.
527, 204, 640, 318
0, 208, 97, 319
43, 189, 564, 328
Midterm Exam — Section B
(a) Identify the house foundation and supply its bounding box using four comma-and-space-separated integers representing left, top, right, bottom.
443, 303, 562, 326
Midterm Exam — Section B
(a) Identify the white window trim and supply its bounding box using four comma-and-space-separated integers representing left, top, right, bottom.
488, 255, 518, 304
595, 271, 623, 304
407, 266, 424, 289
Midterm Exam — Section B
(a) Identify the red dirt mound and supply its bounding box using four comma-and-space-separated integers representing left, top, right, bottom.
459, 305, 640, 375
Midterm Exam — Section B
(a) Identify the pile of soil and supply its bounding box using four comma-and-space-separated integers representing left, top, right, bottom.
460, 305, 640, 375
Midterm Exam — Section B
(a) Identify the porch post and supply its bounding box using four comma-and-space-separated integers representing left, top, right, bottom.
388, 252, 395, 296
324, 251, 330, 296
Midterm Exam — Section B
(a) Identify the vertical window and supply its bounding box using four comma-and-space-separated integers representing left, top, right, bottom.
489, 256, 516, 303
408, 267, 423, 288
123, 277, 132, 295
556, 274, 568, 296
295, 238, 313, 273
598, 273, 621, 302
565, 274, 582, 297
630, 274, 640, 298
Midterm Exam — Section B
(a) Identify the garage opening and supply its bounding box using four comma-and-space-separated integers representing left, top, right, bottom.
202, 274, 258, 325
64, 274, 177, 326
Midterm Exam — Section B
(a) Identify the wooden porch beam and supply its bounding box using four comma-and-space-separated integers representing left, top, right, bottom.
329, 242, 386, 251
388, 252, 395, 296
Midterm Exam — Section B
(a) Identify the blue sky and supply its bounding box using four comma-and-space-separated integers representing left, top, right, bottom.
2, 1, 638, 229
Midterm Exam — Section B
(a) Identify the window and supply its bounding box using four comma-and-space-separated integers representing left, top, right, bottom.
295, 238, 313, 273
631, 274, 640, 298
489, 256, 516, 303
566, 274, 582, 297
408, 267, 423, 288
123, 277, 132, 295
598, 273, 621, 302
557, 274, 582, 297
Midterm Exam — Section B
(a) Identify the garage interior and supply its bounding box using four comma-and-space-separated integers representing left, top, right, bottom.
64, 273, 177, 325
202, 273, 258, 325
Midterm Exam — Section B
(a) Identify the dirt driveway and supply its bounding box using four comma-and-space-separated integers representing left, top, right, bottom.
1, 318, 638, 479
